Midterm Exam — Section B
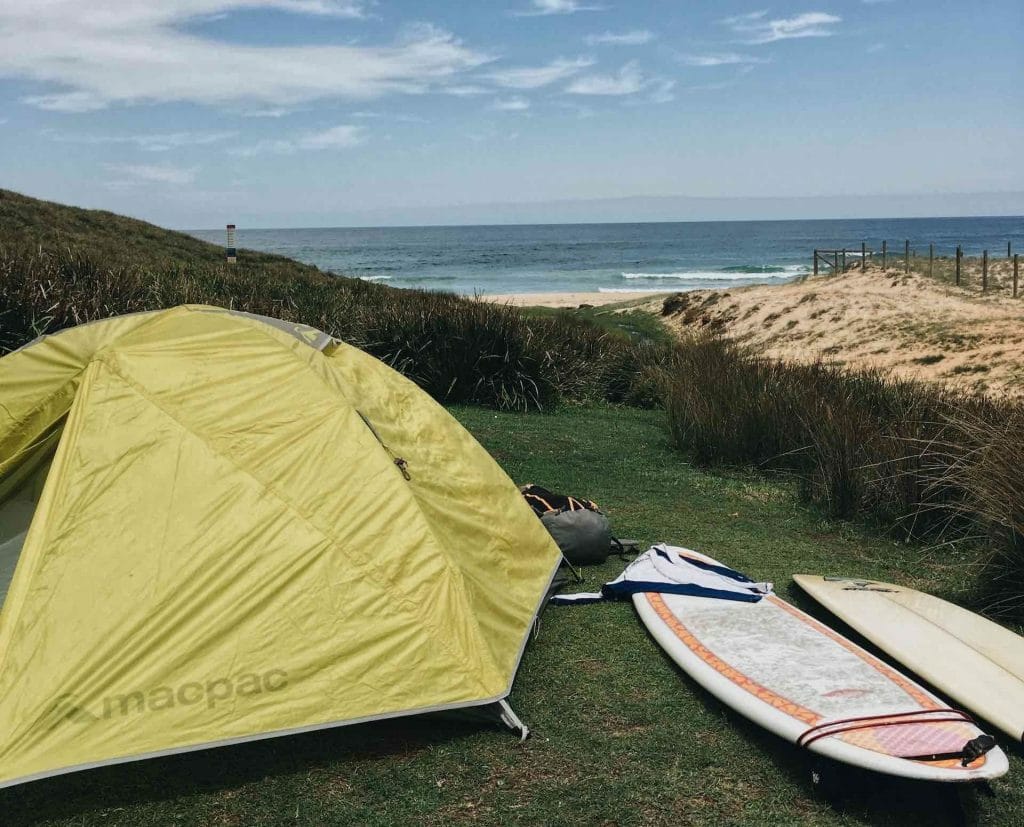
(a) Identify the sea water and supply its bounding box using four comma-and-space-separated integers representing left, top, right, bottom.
189, 216, 1023, 296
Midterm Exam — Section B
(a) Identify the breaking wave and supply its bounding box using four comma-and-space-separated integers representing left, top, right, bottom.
598, 287, 684, 293
621, 264, 807, 281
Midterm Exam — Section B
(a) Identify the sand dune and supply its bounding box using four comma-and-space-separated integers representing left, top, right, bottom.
657, 261, 1024, 397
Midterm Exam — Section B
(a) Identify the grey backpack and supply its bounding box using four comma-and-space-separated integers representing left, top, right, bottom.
521, 484, 632, 567
541, 508, 613, 566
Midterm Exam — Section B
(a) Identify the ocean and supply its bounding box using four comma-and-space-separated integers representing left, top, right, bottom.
189, 216, 1024, 296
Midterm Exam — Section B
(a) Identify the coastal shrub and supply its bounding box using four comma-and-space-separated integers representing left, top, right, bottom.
662, 335, 1012, 537
922, 411, 1024, 613
661, 336, 802, 466
0, 245, 660, 411
663, 334, 1024, 613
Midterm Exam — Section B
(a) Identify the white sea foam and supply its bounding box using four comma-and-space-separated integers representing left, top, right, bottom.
621, 268, 804, 281
358, 275, 392, 281
598, 287, 684, 293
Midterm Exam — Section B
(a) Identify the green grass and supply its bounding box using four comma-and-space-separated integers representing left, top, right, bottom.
521, 302, 675, 347
4, 405, 1021, 826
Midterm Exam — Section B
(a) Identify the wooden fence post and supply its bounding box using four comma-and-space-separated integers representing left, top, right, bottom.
882, 240, 887, 269
929, 243, 934, 278
834, 251, 839, 275
841, 249, 847, 273
905, 239, 910, 274
813, 249, 818, 276
982, 250, 988, 292
1014, 254, 1019, 298
862, 241, 867, 271
955, 245, 961, 286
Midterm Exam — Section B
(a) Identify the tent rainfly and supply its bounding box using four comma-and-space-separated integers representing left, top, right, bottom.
0, 306, 561, 789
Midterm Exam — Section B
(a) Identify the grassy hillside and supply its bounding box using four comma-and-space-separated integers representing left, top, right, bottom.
0, 189, 660, 410
0, 188, 322, 278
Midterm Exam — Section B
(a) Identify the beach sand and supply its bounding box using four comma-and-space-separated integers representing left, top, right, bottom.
482, 291, 666, 308
659, 261, 1024, 397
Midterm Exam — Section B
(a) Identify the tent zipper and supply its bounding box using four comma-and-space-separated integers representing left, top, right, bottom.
356, 411, 411, 481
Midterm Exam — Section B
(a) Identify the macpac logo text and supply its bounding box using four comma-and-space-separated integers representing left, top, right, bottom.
47, 670, 289, 726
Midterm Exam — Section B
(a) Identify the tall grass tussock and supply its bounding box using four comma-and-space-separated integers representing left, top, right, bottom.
925, 411, 1024, 609
661, 335, 1024, 612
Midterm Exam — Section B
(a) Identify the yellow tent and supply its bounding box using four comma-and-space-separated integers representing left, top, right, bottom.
0, 306, 561, 789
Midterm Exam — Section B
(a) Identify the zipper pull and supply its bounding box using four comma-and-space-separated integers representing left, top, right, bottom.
357, 411, 411, 481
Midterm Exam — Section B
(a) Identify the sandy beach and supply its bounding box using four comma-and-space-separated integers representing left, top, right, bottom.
481, 291, 667, 308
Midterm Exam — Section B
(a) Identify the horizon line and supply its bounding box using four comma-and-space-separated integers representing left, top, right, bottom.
184, 212, 1024, 233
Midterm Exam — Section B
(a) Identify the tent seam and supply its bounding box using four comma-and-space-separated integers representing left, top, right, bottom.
0, 309, 187, 472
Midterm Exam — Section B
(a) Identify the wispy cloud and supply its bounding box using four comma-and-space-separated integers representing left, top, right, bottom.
283, 0, 370, 15
866, 42, 885, 53
722, 10, 842, 44
106, 163, 197, 185
585, 30, 654, 46
241, 107, 293, 118
232, 124, 365, 156
566, 62, 647, 96
0, 4, 489, 112
488, 57, 594, 89
512, 0, 603, 16
443, 85, 489, 96
678, 53, 768, 67
45, 130, 237, 152
351, 110, 429, 122
492, 96, 531, 111
564, 62, 675, 103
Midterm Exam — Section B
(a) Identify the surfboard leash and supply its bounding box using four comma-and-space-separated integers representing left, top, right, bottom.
797, 708, 996, 766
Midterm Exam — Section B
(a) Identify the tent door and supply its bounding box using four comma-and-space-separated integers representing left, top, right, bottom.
0, 434, 59, 612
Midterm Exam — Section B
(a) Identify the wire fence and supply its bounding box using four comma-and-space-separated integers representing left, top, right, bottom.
812, 241, 1020, 297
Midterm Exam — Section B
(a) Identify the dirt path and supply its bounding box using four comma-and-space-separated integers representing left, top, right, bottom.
482, 290, 668, 308
654, 260, 1024, 397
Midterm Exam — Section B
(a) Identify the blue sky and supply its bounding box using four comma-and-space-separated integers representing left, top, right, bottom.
0, 1, 1021, 228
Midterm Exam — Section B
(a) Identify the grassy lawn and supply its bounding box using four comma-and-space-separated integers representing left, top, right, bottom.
4, 405, 1021, 826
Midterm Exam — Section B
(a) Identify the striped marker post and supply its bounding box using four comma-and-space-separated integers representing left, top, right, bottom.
226, 224, 237, 264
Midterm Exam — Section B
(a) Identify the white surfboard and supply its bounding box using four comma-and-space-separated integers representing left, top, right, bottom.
794, 574, 1024, 745
634, 549, 1008, 782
